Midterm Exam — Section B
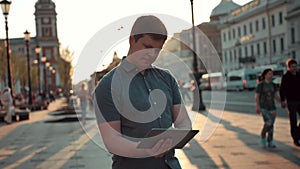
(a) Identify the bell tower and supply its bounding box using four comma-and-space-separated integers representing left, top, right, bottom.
34, 0, 60, 92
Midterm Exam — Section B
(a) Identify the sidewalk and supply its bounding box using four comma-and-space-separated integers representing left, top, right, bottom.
0, 99, 299, 169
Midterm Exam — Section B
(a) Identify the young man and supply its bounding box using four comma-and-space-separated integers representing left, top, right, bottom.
94, 15, 192, 169
255, 68, 281, 148
280, 59, 300, 147
1, 87, 13, 124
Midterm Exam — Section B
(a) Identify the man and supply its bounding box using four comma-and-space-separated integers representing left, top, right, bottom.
280, 59, 300, 147
94, 15, 192, 169
255, 68, 281, 148
77, 82, 90, 124
1, 87, 13, 124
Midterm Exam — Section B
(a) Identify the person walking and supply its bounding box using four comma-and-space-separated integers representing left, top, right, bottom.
280, 59, 300, 147
94, 15, 192, 169
1, 87, 13, 124
77, 83, 90, 124
178, 80, 191, 103
255, 68, 281, 148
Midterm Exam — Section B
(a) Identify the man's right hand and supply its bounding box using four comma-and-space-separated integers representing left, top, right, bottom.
144, 139, 173, 158
281, 101, 286, 108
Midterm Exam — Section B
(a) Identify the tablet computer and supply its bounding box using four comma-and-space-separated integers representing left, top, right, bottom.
137, 128, 199, 149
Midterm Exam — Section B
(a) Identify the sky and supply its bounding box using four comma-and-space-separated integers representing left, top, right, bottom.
1, 0, 252, 82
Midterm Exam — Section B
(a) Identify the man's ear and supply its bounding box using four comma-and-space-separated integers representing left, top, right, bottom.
129, 36, 135, 46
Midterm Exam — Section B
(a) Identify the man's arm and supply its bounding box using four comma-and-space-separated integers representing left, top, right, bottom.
98, 121, 173, 158
172, 104, 192, 129
279, 75, 287, 102
255, 93, 261, 114
279, 75, 287, 108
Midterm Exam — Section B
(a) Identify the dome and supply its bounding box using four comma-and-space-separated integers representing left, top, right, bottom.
211, 0, 240, 18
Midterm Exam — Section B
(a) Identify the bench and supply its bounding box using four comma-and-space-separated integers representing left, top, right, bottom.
14, 108, 30, 121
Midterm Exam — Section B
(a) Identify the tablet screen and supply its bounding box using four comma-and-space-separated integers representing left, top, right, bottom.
137, 128, 199, 149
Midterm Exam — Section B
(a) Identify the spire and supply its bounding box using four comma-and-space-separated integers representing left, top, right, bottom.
113, 51, 118, 60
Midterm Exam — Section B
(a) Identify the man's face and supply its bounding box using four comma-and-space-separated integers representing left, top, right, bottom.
289, 63, 297, 74
265, 71, 273, 81
129, 34, 165, 70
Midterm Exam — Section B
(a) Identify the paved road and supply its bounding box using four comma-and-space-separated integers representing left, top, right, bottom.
202, 90, 288, 117
0, 97, 299, 169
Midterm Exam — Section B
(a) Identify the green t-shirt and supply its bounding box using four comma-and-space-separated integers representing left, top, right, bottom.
94, 59, 182, 169
256, 81, 277, 110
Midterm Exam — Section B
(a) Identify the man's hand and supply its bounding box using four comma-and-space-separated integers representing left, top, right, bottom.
281, 101, 286, 108
256, 107, 261, 114
143, 139, 173, 158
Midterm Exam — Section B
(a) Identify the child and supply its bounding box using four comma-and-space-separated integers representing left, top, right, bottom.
255, 68, 281, 148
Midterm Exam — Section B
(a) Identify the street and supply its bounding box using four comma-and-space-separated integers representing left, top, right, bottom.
0, 95, 299, 169
202, 90, 288, 117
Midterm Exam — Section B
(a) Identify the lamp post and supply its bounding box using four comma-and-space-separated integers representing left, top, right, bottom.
0, 0, 13, 95
42, 56, 50, 94
35, 45, 41, 93
189, 0, 205, 111
24, 30, 33, 106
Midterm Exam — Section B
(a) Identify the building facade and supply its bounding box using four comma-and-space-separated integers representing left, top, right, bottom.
220, 0, 300, 72
1, 0, 60, 94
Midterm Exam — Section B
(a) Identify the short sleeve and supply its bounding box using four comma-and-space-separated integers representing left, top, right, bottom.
94, 75, 121, 124
169, 73, 182, 105
255, 83, 262, 94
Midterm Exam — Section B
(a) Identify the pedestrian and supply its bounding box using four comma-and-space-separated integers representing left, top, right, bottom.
255, 68, 281, 148
178, 80, 191, 102
49, 90, 56, 102
1, 87, 13, 124
280, 59, 300, 147
94, 15, 192, 169
77, 82, 90, 124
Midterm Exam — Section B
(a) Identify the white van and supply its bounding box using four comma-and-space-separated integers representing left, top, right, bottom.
201, 72, 226, 90
226, 68, 259, 91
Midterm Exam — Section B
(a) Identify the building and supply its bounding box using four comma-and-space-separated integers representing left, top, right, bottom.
219, 0, 300, 72
1, 0, 60, 94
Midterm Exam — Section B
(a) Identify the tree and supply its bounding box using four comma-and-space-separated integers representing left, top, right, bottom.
57, 46, 74, 96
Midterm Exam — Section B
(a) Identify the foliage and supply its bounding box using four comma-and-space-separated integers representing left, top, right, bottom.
57, 46, 74, 94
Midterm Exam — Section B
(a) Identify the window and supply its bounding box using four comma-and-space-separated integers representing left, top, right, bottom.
279, 12, 283, 25
229, 76, 242, 81
262, 17, 266, 30
292, 51, 296, 59
280, 38, 284, 52
234, 49, 237, 59
291, 28, 295, 44
251, 45, 254, 56
238, 27, 241, 37
248, 74, 257, 80
243, 25, 247, 35
273, 39, 276, 53
271, 15, 275, 27
249, 22, 253, 34
239, 48, 242, 57
223, 32, 226, 42
255, 20, 259, 32
228, 31, 231, 41
232, 29, 236, 39
263, 42, 267, 54
257, 43, 260, 55
245, 46, 248, 56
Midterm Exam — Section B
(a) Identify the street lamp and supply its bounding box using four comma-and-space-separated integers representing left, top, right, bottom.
42, 55, 50, 93
189, 0, 205, 111
0, 0, 13, 95
35, 45, 41, 93
24, 30, 33, 106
